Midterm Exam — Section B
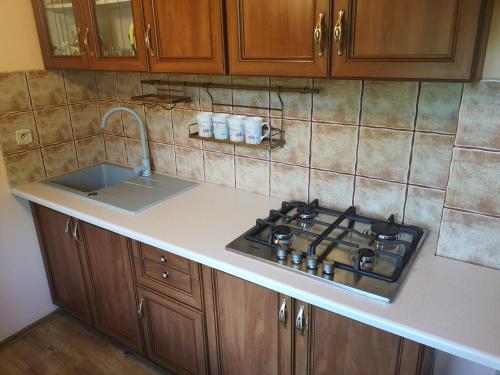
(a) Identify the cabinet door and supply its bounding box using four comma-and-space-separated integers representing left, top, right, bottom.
300, 305, 435, 375
331, 0, 486, 80
143, 0, 225, 74
79, 222, 143, 353
31, 204, 93, 324
81, 0, 149, 71
31, 0, 90, 69
138, 287, 208, 375
226, 0, 330, 77
213, 271, 292, 375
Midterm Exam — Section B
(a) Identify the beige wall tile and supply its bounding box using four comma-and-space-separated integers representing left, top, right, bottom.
149, 142, 176, 175
309, 169, 354, 210
312, 79, 361, 125
232, 76, 269, 116
175, 146, 204, 181
122, 103, 145, 139
117, 72, 142, 101
0, 72, 31, 114
235, 144, 269, 160
63, 70, 97, 103
42, 141, 78, 177
270, 162, 309, 201
437, 209, 500, 270
271, 77, 312, 120
361, 81, 418, 129
168, 74, 200, 110
0, 112, 39, 155
145, 106, 173, 143
99, 102, 123, 135
27, 70, 66, 109
354, 177, 406, 220
416, 82, 462, 133
204, 151, 235, 188
69, 102, 101, 139
125, 138, 142, 167
95, 72, 118, 101
34, 107, 73, 146
357, 127, 412, 182
172, 109, 202, 148
311, 123, 357, 173
404, 186, 445, 233
104, 135, 127, 165
409, 133, 454, 189
235, 157, 269, 195
4, 150, 45, 186
203, 140, 234, 154
456, 81, 500, 150
271, 120, 310, 167
446, 148, 500, 216
75, 135, 105, 167
199, 75, 232, 112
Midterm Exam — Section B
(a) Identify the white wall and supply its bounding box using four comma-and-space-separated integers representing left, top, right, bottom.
0, 152, 55, 341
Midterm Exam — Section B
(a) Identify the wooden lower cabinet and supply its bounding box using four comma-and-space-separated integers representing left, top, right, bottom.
138, 287, 208, 375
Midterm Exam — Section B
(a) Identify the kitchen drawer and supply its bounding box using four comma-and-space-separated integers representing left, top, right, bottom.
132, 241, 203, 310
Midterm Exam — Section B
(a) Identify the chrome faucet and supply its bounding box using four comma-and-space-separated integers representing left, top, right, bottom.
101, 107, 152, 177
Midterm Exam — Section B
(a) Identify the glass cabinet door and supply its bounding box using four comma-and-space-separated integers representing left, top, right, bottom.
84, 0, 149, 71
32, 0, 90, 69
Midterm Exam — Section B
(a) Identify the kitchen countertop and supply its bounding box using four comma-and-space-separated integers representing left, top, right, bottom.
11, 181, 500, 371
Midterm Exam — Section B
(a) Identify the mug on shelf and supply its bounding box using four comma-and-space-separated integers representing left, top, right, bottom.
212, 113, 230, 140
197, 112, 213, 138
228, 115, 246, 142
244, 116, 271, 145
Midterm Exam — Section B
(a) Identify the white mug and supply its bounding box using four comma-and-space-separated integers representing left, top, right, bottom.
212, 113, 230, 140
228, 115, 246, 142
244, 117, 271, 145
197, 112, 213, 138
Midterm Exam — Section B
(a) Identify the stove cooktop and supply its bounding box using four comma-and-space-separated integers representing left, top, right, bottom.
226, 200, 425, 303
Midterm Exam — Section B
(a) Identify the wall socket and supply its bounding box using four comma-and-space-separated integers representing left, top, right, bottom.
15, 129, 33, 146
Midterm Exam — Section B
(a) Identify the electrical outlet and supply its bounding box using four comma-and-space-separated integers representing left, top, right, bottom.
15, 129, 33, 146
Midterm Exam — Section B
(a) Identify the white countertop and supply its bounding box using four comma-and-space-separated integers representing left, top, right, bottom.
11, 181, 500, 371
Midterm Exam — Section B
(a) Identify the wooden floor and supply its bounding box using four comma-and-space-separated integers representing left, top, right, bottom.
0, 311, 169, 375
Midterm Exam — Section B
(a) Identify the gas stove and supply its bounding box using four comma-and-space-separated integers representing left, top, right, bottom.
226, 200, 425, 303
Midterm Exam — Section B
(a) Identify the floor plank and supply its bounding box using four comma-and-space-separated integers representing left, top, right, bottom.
0, 312, 169, 375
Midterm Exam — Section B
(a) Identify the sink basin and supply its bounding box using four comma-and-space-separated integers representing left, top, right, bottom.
44, 163, 198, 213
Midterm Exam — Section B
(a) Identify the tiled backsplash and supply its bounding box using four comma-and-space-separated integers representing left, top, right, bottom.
0, 70, 499, 270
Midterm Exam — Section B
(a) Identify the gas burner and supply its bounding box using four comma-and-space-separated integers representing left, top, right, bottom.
371, 215, 400, 241
271, 225, 293, 247
298, 205, 317, 220
357, 248, 376, 270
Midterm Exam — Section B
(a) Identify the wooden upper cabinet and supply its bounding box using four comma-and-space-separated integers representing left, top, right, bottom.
143, 0, 225, 74
31, 0, 90, 69
331, 0, 488, 80
226, 0, 331, 77
81, 0, 149, 71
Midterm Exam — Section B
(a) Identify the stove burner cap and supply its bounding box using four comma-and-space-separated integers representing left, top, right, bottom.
371, 221, 400, 241
298, 205, 317, 220
271, 225, 293, 247
358, 248, 376, 264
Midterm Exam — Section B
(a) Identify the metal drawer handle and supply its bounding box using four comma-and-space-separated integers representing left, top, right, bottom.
279, 298, 287, 326
72, 221, 80, 242
138, 297, 144, 316
64, 218, 71, 234
296, 305, 305, 333
160, 256, 167, 263
161, 271, 169, 279
333, 10, 345, 56
314, 12, 325, 57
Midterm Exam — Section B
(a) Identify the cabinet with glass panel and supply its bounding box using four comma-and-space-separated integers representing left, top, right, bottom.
32, 0, 148, 71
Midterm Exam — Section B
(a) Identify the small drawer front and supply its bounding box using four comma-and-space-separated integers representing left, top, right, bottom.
141, 243, 191, 274
144, 260, 193, 294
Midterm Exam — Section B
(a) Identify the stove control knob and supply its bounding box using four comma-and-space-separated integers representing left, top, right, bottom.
322, 260, 334, 274
291, 250, 303, 264
306, 255, 318, 269
276, 247, 288, 260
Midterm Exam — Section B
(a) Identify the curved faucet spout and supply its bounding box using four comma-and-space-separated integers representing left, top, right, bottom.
101, 107, 152, 177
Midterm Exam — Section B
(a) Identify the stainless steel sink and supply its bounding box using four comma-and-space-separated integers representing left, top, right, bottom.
44, 163, 198, 214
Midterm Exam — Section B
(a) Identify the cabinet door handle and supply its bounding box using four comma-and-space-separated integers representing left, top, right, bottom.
137, 297, 144, 316
333, 10, 345, 56
160, 255, 167, 263
278, 298, 288, 326
64, 218, 71, 234
296, 305, 306, 333
72, 221, 81, 242
161, 271, 169, 279
314, 12, 326, 57
83, 27, 94, 56
145, 24, 154, 57
75, 27, 84, 56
